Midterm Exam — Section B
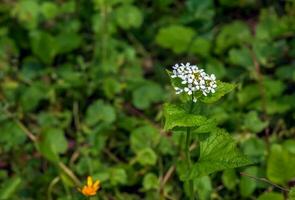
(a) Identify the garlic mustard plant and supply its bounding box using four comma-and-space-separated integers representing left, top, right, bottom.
164, 63, 252, 200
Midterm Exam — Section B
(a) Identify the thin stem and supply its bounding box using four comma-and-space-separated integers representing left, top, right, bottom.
240, 172, 289, 192
185, 95, 195, 200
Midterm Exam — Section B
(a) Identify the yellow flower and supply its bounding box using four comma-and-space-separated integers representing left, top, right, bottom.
78, 176, 101, 196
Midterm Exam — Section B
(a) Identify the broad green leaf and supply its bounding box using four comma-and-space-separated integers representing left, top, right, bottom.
20, 84, 46, 112
190, 37, 211, 57
136, 148, 157, 166
289, 187, 295, 200
228, 47, 253, 69
215, 21, 251, 54
222, 169, 238, 190
115, 5, 143, 29
186, 129, 252, 180
194, 176, 212, 200
11, 0, 40, 29
143, 173, 159, 190
132, 81, 164, 109
206, 59, 226, 79
85, 100, 116, 126
130, 125, 160, 152
200, 81, 236, 104
30, 31, 58, 64
252, 40, 286, 67
243, 111, 269, 133
267, 144, 295, 185
186, 0, 215, 24
257, 192, 284, 200
283, 140, 295, 154
41, 2, 59, 20
56, 32, 82, 54
44, 128, 68, 154
36, 128, 67, 163
163, 103, 208, 130
0, 121, 26, 151
237, 84, 260, 106
0, 177, 22, 199
241, 137, 266, 163
156, 25, 195, 53
109, 168, 127, 186
103, 77, 122, 99
256, 8, 289, 40
239, 166, 258, 197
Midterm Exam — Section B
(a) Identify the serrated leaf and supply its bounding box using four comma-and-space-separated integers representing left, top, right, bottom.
200, 81, 236, 103
163, 103, 208, 130
186, 129, 252, 180
267, 144, 295, 185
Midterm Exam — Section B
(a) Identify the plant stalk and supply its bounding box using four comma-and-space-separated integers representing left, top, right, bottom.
185, 95, 195, 200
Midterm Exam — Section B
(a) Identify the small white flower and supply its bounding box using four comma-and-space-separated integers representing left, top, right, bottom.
170, 63, 217, 102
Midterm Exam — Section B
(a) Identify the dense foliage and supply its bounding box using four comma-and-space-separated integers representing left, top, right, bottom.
0, 0, 295, 199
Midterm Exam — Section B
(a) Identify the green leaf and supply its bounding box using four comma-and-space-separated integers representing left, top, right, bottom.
257, 192, 284, 200
283, 140, 295, 154
200, 81, 236, 104
0, 177, 22, 199
36, 128, 67, 163
30, 31, 58, 64
194, 176, 212, 200
109, 168, 127, 186
242, 138, 266, 163
130, 125, 160, 152
136, 148, 157, 166
85, 100, 116, 126
190, 37, 211, 57
11, 0, 40, 29
132, 81, 164, 109
239, 166, 258, 197
163, 103, 208, 130
0, 121, 26, 151
267, 144, 295, 185
222, 169, 238, 190
243, 111, 269, 133
228, 47, 253, 69
115, 5, 143, 29
288, 187, 295, 200
56, 32, 82, 54
156, 25, 195, 53
215, 21, 251, 54
20, 84, 46, 112
186, 129, 252, 180
41, 2, 59, 20
143, 173, 159, 190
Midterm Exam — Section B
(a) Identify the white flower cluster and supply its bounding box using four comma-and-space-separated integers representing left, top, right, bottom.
171, 63, 217, 102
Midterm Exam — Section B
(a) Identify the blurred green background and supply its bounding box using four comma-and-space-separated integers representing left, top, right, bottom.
0, 0, 295, 199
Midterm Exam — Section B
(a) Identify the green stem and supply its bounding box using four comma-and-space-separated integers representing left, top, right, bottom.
185, 96, 195, 200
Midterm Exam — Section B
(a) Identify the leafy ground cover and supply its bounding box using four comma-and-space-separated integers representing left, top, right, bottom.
0, 0, 295, 199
